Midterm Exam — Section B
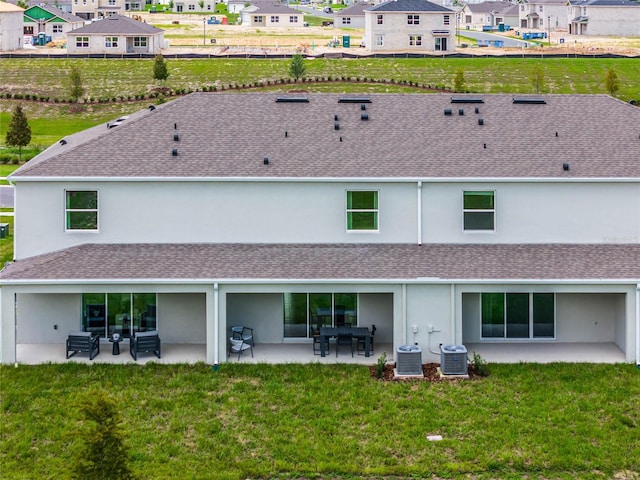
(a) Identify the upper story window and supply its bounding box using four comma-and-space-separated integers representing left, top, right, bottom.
407, 14, 420, 25
443, 15, 450, 25
539, 5, 544, 11
52, 24, 63, 33
75, 36, 89, 48
377, 14, 383, 24
520, 4, 524, 10
463, 191, 495, 231
66, 191, 98, 231
108, 0, 116, 5
346, 191, 378, 231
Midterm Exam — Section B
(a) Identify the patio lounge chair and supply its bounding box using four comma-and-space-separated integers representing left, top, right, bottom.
130, 331, 161, 360
66, 331, 100, 360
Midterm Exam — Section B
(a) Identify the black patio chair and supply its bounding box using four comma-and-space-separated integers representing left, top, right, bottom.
130, 330, 161, 360
66, 331, 100, 360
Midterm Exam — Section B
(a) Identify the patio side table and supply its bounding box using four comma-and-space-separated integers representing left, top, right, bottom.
109, 337, 123, 355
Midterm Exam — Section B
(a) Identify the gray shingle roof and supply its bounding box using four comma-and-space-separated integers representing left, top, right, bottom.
368, 0, 454, 12
11, 93, 640, 180
464, 1, 516, 14
68, 14, 163, 35
249, 0, 302, 14
2, 243, 640, 282
338, 1, 372, 16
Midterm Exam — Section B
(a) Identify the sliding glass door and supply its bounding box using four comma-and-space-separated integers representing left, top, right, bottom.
82, 293, 157, 338
283, 293, 358, 338
481, 293, 555, 339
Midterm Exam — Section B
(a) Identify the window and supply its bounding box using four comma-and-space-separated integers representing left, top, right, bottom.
539, 5, 544, 11
188, 4, 195, 10
375, 34, 384, 46
24, 26, 34, 35
290, 16, 298, 22
271, 15, 279, 23
105, 36, 118, 47
346, 191, 378, 231
207, 4, 211, 10
377, 14, 383, 24
284, 293, 358, 338
465, 15, 471, 23
82, 293, 157, 338
443, 15, 450, 25
342, 17, 351, 25
65, 191, 97, 230
463, 191, 495, 231
75, 36, 89, 48
407, 14, 420, 25
133, 36, 147, 47
108, 0, 115, 5
254, 15, 263, 22
481, 293, 555, 339
409, 35, 422, 46
52, 24, 63, 33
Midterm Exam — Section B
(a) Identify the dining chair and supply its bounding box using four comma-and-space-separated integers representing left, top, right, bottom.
335, 332, 354, 357
357, 324, 376, 356
229, 337, 253, 361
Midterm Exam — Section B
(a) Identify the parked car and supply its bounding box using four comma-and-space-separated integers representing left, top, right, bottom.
324, 7, 333, 13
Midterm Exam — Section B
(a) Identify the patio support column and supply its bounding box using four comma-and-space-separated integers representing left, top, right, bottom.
636, 284, 640, 366
0, 288, 17, 365
401, 284, 407, 344
417, 181, 422, 246
205, 283, 217, 365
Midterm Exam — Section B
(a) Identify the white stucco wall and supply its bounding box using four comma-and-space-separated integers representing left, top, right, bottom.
16, 293, 80, 343
158, 293, 206, 343
0, 11, 24, 51
405, 284, 453, 362
226, 293, 284, 343
67, 32, 164, 54
578, 6, 640, 36
365, 10, 455, 52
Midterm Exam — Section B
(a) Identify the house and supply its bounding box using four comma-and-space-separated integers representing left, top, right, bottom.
2, 93, 640, 367
0, 1, 23, 51
227, 0, 247, 14
171, 0, 217, 13
6, 0, 73, 13
66, 15, 164, 54
72, 0, 143, 21
459, 1, 519, 29
335, 1, 372, 29
23, 4, 84, 44
517, 0, 567, 31
567, 0, 640, 36
240, 1, 304, 27
364, 0, 456, 53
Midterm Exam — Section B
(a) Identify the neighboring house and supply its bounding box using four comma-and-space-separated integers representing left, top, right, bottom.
567, 0, 640, 36
72, 0, 143, 21
2, 93, 640, 367
0, 1, 23, 51
227, 0, 246, 14
172, 0, 217, 13
23, 4, 84, 42
364, 0, 456, 53
6, 0, 73, 13
240, 1, 304, 27
66, 14, 164, 54
518, 0, 567, 30
335, 1, 371, 28
459, 1, 519, 29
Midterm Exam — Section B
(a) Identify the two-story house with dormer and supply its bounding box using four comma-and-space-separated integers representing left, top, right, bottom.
1, 93, 640, 366
518, 0, 567, 31
567, 0, 640, 36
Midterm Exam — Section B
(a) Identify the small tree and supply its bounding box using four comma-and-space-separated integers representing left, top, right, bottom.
453, 67, 466, 93
289, 54, 306, 82
5, 105, 31, 162
530, 64, 545, 94
71, 391, 134, 480
68, 66, 85, 103
198, 0, 204, 11
605, 68, 620, 96
153, 54, 169, 84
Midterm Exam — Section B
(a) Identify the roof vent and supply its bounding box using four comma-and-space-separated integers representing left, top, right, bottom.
148, 105, 156, 111
338, 97, 371, 103
361, 104, 367, 111
275, 96, 309, 103
513, 97, 546, 104
361, 113, 369, 121
173, 133, 179, 142
334, 114, 339, 121
475, 107, 479, 114
107, 116, 129, 129
174, 123, 177, 130
563, 163, 569, 171
172, 148, 178, 156
59, 139, 67, 145
458, 108, 464, 116
478, 118, 484, 125
334, 123, 340, 130
263, 157, 269, 165
444, 109, 452, 116
451, 97, 484, 104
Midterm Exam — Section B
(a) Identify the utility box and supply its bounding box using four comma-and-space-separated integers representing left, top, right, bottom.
0, 223, 9, 239
440, 344, 468, 375
342, 35, 350, 48
396, 345, 422, 375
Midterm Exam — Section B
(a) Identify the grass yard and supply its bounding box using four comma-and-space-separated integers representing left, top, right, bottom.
1, 362, 638, 479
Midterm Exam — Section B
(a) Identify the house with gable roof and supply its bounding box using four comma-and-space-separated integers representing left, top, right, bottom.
1, 93, 640, 367
335, 1, 372, 29
459, 1, 519, 29
0, 1, 24, 51
364, 0, 456, 52
567, 0, 640, 36
66, 14, 164, 54
23, 4, 84, 42
517, 0, 567, 30
240, 1, 304, 27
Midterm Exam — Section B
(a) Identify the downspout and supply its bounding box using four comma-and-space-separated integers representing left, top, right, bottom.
417, 181, 422, 246
636, 284, 639, 366
14, 292, 18, 367
450, 284, 456, 344
402, 284, 407, 346
214, 282, 219, 367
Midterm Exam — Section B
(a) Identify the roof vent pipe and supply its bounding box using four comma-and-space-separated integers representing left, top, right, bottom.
458, 109, 464, 116
148, 105, 156, 111
173, 133, 179, 142
59, 139, 67, 145
285, 131, 288, 138
334, 114, 339, 121
483, 143, 487, 149
334, 123, 340, 130
555, 131, 558, 137
478, 118, 484, 125
361, 104, 366, 110
172, 148, 178, 156
475, 107, 479, 114
361, 113, 369, 121
174, 123, 177, 130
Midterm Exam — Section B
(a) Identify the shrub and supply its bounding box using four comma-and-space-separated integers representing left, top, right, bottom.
375, 352, 388, 379
472, 351, 489, 377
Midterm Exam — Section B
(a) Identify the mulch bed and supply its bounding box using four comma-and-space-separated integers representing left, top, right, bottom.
370, 362, 486, 382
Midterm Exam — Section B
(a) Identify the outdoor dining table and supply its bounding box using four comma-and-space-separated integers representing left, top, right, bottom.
319, 326, 371, 357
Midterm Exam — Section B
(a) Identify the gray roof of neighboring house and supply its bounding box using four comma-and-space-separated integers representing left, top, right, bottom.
337, 1, 372, 15
11, 93, 640, 180
368, 0, 453, 12
464, 1, 516, 14
3, 243, 640, 282
67, 14, 163, 35
24, 4, 84, 23
570, 0, 640, 5
248, 0, 302, 14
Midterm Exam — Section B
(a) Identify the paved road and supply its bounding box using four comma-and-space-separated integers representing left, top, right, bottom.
458, 30, 532, 48
0, 185, 15, 209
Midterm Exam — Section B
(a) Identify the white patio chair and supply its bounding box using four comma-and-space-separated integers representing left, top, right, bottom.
229, 337, 253, 361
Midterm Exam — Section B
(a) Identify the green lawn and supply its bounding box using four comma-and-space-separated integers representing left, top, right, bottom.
1, 362, 638, 479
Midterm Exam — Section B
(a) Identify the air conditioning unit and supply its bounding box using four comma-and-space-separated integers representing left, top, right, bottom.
440, 344, 468, 375
396, 345, 422, 376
